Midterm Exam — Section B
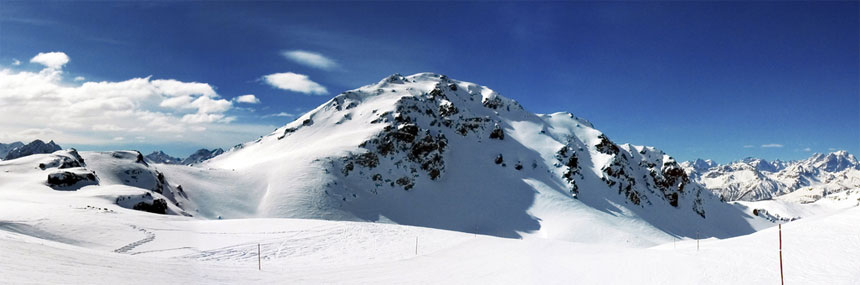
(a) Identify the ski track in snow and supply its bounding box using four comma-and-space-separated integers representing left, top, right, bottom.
114, 225, 155, 254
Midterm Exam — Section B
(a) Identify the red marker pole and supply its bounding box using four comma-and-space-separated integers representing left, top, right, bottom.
779, 224, 784, 285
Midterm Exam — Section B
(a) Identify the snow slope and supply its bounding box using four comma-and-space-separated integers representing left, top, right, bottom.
1, 196, 858, 284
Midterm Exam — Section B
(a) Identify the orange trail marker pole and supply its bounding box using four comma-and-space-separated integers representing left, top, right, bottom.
779, 224, 784, 285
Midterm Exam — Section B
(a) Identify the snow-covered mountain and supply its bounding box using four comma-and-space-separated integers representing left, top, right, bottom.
683, 151, 860, 202
144, 151, 183, 164
181, 148, 224, 165
0, 141, 24, 159
3, 140, 61, 160
198, 72, 762, 240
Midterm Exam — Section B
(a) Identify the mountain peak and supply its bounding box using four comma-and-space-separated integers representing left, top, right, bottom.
806, 150, 859, 172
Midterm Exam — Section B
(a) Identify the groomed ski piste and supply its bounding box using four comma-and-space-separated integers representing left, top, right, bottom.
1, 186, 858, 284
1, 73, 858, 284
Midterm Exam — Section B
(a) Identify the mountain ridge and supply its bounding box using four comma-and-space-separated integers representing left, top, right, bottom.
682, 150, 860, 202
143, 148, 225, 165
199, 72, 762, 240
3, 140, 62, 160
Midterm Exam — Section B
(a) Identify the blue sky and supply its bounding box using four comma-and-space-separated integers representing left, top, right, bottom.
0, 1, 857, 163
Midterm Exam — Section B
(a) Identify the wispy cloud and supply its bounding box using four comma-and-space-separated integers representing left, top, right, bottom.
263, 72, 327, 95
234, 94, 260, 104
263, 112, 295, 118
761, 144, 784, 148
743, 145, 755, 148
74, 76, 85, 81
802, 147, 812, 152
281, 50, 338, 70
1, 17, 55, 26
11, 59, 21, 66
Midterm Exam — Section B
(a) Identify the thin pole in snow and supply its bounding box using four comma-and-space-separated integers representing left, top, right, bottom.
779, 224, 784, 285
415, 236, 418, 255
696, 232, 699, 252
258, 243, 261, 271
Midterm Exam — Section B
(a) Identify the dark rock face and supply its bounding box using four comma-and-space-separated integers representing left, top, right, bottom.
650, 162, 690, 208
595, 135, 619, 155
346, 119, 448, 189
601, 154, 641, 206
4, 140, 62, 160
133, 198, 168, 214
47, 171, 98, 190
556, 146, 581, 195
488, 124, 504, 140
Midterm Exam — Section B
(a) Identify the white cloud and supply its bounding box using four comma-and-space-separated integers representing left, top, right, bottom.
151, 79, 217, 98
743, 145, 755, 148
761, 144, 784, 148
12, 59, 21, 66
30, 52, 69, 69
190, 96, 232, 114
263, 72, 327, 95
802, 147, 812, 152
234, 94, 260, 104
74, 76, 85, 81
160, 95, 195, 109
113, 136, 124, 141
281, 50, 337, 70
0, 51, 276, 146
181, 113, 226, 124
263, 112, 295, 118
828, 148, 837, 151
92, 124, 123, 132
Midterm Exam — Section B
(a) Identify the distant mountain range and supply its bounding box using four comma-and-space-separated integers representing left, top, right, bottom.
1, 140, 224, 166
0, 140, 62, 160
682, 151, 860, 202
144, 148, 225, 165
